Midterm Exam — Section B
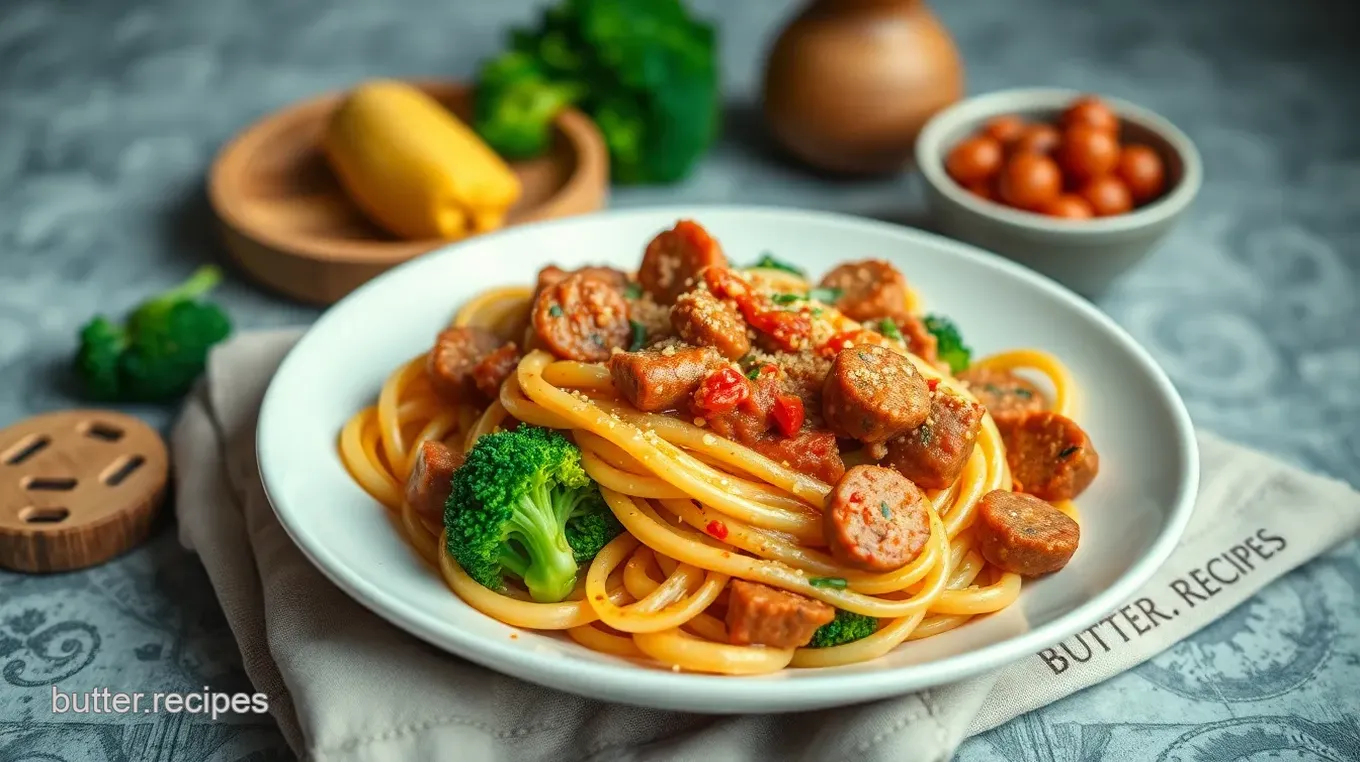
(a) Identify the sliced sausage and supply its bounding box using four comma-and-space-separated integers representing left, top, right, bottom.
957, 367, 1046, 419
975, 489, 1079, 575
405, 440, 464, 526
471, 343, 522, 399
639, 220, 728, 305
997, 411, 1100, 501
726, 579, 835, 648
535, 265, 629, 301
427, 326, 503, 404
882, 389, 985, 490
752, 428, 846, 484
671, 289, 750, 360
819, 259, 912, 323
609, 344, 724, 412
532, 272, 632, 362
897, 314, 940, 366
822, 345, 930, 444
824, 465, 931, 572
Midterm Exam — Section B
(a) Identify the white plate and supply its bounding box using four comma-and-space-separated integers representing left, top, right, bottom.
257, 206, 1198, 713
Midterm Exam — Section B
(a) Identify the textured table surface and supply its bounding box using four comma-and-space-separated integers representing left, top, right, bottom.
1, 0, 1358, 759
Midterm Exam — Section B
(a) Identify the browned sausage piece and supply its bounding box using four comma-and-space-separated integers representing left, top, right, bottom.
471, 343, 522, 399
819, 259, 912, 323
671, 289, 751, 360
822, 345, 930, 444
532, 272, 632, 362
638, 219, 728, 305
897, 314, 940, 367
609, 344, 724, 412
957, 367, 1046, 419
427, 326, 503, 404
707, 367, 781, 443
405, 440, 465, 526
975, 490, 1079, 576
726, 579, 835, 648
997, 411, 1100, 501
823, 465, 931, 572
534, 265, 629, 301
751, 428, 846, 484
882, 389, 984, 490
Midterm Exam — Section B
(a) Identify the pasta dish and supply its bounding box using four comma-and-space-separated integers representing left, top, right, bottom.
339, 219, 1100, 675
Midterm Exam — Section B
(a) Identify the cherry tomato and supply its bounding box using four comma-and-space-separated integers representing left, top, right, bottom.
1040, 194, 1095, 219
1057, 125, 1121, 184
1117, 144, 1167, 204
965, 179, 996, 201
997, 153, 1062, 211
693, 366, 750, 415
1079, 176, 1133, 216
1061, 96, 1119, 134
982, 114, 1027, 145
771, 394, 805, 437
1012, 123, 1061, 155
945, 136, 1004, 184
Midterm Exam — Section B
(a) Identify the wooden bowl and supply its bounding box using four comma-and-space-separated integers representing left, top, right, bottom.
208, 80, 609, 305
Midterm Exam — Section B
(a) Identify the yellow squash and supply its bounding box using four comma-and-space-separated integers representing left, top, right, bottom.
323, 80, 521, 240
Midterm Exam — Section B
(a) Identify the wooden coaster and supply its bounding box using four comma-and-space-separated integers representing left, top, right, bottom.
0, 410, 169, 573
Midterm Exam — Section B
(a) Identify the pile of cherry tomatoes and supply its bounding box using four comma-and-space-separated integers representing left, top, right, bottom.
944, 95, 1169, 219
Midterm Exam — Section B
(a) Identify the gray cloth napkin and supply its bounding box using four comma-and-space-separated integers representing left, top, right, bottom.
171, 329, 1360, 762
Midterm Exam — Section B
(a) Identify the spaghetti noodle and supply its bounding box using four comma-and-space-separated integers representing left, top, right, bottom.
337, 221, 1093, 675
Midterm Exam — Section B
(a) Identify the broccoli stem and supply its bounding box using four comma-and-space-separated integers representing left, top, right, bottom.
508, 480, 580, 602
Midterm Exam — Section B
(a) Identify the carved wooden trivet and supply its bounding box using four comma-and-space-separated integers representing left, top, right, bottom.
0, 410, 169, 573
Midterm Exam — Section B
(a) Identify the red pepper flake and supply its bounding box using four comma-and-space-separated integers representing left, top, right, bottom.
927, 378, 940, 391
706, 520, 729, 540
771, 394, 805, 437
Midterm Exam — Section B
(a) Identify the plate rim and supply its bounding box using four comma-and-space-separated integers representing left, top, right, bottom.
256, 204, 1199, 712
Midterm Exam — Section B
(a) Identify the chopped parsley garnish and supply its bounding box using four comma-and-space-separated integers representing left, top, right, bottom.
751, 252, 805, 276
770, 293, 802, 305
811, 308, 824, 317
880, 501, 892, 518
919, 423, 933, 446
809, 577, 848, 590
745, 365, 763, 380
807, 286, 843, 304
1058, 445, 1080, 459
623, 282, 643, 300
628, 320, 647, 351
878, 317, 903, 341
548, 304, 563, 318
1014, 388, 1034, 399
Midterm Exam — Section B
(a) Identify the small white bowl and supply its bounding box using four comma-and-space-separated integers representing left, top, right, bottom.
916, 88, 1203, 297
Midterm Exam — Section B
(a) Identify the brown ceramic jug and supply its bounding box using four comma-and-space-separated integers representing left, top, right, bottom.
761, 0, 964, 175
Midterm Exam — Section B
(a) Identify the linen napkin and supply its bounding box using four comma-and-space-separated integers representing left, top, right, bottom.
171, 329, 1360, 762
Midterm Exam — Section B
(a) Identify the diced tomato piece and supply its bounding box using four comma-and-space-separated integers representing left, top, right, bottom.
771, 394, 805, 437
819, 330, 868, 358
748, 309, 812, 352
927, 378, 940, 391
693, 366, 750, 415
706, 520, 729, 540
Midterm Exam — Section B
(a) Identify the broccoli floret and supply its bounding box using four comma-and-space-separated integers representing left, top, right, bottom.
73, 265, 232, 402
809, 609, 879, 648
473, 51, 585, 160
446, 426, 621, 602
473, 0, 720, 185
924, 314, 972, 374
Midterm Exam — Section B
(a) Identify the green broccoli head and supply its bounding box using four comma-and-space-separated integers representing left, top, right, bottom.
924, 314, 972, 374
73, 265, 232, 402
809, 609, 879, 648
473, 51, 585, 160
565, 489, 624, 563
473, 0, 719, 185
446, 426, 618, 602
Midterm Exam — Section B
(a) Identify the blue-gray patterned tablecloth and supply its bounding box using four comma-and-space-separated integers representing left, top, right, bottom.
1, 0, 1357, 759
